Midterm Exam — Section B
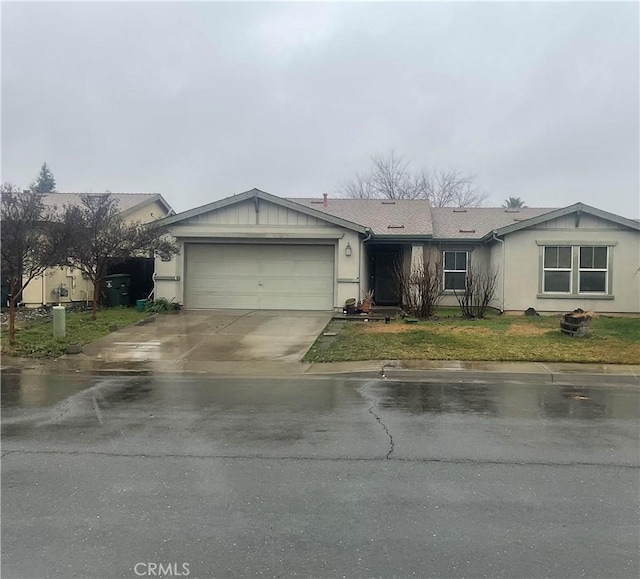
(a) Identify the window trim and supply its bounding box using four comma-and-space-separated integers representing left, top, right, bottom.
537, 242, 615, 298
542, 246, 573, 294
578, 246, 608, 294
443, 250, 468, 291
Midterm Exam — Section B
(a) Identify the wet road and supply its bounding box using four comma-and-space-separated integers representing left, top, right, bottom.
2, 371, 639, 578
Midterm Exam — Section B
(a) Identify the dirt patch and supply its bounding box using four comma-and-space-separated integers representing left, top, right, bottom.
436, 326, 493, 335
362, 323, 495, 335
505, 324, 549, 336
361, 323, 418, 334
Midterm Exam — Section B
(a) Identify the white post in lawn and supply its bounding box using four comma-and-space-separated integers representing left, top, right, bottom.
52, 305, 66, 339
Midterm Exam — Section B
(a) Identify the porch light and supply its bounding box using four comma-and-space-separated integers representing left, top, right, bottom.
345, 243, 352, 257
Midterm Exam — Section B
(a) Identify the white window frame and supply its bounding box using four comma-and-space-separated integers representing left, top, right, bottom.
443, 251, 468, 291
542, 246, 573, 294
578, 246, 608, 294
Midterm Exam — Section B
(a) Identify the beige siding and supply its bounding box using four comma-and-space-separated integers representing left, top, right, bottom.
535, 214, 624, 230
502, 228, 640, 313
123, 199, 170, 224
22, 199, 170, 306
188, 199, 327, 227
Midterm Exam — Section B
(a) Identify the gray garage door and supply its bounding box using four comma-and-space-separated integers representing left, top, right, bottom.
185, 243, 335, 310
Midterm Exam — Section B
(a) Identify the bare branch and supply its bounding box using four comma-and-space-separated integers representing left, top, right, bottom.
336, 151, 487, 206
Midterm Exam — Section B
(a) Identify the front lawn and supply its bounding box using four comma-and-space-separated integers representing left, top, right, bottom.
304, 312, 640, 364
1, 307, 152, 358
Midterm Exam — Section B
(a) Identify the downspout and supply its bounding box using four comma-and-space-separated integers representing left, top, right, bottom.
492, 231, 505, 314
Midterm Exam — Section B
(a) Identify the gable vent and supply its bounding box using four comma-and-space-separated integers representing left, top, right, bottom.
387, 225, 405, 229
459, 229, 476, 233
381, 201, 397, 205
452, 209, 467, 213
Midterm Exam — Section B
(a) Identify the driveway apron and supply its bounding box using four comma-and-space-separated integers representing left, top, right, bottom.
80, 310, 332, 363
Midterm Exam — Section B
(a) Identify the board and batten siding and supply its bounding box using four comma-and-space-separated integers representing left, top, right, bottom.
187, 199, 329, 227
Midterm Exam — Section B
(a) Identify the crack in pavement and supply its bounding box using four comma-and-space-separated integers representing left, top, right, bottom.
1, 448, 637, 468
359, 380, 394, 459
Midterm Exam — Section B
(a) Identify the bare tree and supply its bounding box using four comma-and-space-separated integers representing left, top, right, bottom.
454, 266, 499, 319
64, 193, 178, 320
393, 255, 445, 318
337, 151, 488, 207
0, 185, 68, 342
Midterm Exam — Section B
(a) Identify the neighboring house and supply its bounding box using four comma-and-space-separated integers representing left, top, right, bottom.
22, 193, 174, 307
154, 188, 640, 314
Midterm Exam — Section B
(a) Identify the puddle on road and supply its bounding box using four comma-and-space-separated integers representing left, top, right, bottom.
379, 381, 640, 420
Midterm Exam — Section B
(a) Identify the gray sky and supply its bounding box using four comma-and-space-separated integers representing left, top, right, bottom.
2, 1, 639, 217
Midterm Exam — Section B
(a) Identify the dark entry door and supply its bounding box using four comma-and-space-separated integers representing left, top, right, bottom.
372, 247, 401, 305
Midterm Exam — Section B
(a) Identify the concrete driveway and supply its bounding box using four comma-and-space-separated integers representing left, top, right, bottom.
81, 310, 332, 366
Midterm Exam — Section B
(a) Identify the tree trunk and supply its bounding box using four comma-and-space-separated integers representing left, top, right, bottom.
92, 279, 100, 320
9, 289, 18, 344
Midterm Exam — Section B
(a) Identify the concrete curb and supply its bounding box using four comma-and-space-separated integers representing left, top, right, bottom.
1, 356, 639, 385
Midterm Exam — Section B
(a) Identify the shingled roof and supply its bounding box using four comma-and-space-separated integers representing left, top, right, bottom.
430, 207, 555, 239
40, 193, 173, 218
289, 197, 433, 236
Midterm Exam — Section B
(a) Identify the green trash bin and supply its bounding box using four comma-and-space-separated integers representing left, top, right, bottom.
136, 299, 147, 312
102, 274, 131, 307
1, 280, 9, 308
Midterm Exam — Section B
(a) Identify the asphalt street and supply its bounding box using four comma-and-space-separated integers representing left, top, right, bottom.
2, 371, 639, 579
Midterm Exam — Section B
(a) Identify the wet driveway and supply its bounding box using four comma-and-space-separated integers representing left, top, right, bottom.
2, 371, 639, 578
80, 309, 333, 363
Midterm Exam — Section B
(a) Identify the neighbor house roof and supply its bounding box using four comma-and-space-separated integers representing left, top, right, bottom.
290, 197, 433, 237
430, 207, 554, 240
41, 193, 174, 219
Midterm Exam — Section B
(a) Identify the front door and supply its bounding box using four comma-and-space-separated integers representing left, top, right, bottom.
371, 246, 402, 305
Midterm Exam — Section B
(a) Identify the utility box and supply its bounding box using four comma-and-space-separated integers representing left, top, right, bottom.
53, 305, 66, 338
102, 274, 131, 307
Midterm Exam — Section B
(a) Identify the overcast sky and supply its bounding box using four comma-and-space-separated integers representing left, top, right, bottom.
2, 1, 638, 217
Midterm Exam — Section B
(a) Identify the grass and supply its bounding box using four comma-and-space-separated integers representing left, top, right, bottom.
304, 311, 640, 365
1, 307, 152, 358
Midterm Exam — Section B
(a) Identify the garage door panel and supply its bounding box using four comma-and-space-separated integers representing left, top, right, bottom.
185, 244, 335, 310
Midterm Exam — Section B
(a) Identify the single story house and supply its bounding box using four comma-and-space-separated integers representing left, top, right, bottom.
22, 193, 173, 307
154, 188, 640, 314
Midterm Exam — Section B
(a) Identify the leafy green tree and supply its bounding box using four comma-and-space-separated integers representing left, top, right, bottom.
64, 193, 178, 319
502, 196, 526, 208
30, 162, 57, 193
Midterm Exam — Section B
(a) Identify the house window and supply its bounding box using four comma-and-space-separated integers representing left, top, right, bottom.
540, 244, 613, 297
543, 246, 572, 293
443, 251, 467, 290
579, 246, 608, 293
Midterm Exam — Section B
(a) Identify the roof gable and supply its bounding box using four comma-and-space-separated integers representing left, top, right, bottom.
489, 203, 640, 239
159, 189, 368, 233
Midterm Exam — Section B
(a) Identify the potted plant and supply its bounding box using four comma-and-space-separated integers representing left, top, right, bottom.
359, 289, 375, 314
